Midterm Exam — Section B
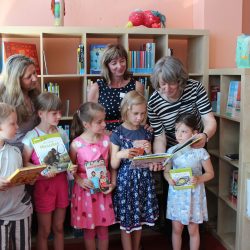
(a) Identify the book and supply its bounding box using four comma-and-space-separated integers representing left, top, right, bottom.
224, 153, 239, 161
131, 153, 172, 168
31, 132, 72, 175
226, 81, 241, 118
169, 167, 194, 190
7, 165, 46, 186
216, 92, 221, 114
210, 85, 220, 112
3, 41, 40, 75
232, 81, 241, 119
90, 44, 107, 74
230, 170, 238, 205
131, 136, 202, 168
77, 44, 84, 74
84, 159, 110, 194
43, 50, 48, 75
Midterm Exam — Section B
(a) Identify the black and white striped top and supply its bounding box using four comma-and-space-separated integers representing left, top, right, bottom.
147, 79, 212, 148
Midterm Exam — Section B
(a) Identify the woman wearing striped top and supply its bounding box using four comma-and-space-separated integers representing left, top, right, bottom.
148, 56, 217, 154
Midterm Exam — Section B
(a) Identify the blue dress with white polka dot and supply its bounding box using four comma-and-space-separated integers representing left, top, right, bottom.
97, 78, 136, 131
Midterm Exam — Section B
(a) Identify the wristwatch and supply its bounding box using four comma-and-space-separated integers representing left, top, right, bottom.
203, 132, 209, 143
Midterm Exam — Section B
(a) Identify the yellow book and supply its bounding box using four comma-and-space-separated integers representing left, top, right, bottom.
7, 165, 46, 186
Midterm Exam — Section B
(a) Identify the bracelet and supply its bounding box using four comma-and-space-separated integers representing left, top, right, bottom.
203, 132, 209, 142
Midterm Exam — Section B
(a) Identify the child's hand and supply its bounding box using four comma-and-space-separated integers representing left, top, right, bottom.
68, 164, 77, 175
133, 140, 151, 154
102, 183, 116, 195
77, 178, 94, 190
191, 176, 199, 185
118, 148, 139, 159
45, 171, 57, 178
0, 177, 11, 191
167, 178, 175, 186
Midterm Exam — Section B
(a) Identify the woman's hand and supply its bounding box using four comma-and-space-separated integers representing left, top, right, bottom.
143, 124, 154, 133
191, 133, 207, 149
149, 162, 165, 171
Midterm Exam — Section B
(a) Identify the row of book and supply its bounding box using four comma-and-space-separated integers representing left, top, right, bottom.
44, 82, 60, 97
1, 41, 158, 75
210, 80, 241, 119
128, 43, 156, 73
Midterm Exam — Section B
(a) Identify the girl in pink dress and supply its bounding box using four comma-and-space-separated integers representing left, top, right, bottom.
70, 102, 116, 250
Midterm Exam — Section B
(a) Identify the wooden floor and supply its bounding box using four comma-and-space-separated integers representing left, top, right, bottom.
32, 227, 226, 250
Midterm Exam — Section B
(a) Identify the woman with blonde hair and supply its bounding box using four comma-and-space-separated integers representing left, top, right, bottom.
0, 54, 40, 151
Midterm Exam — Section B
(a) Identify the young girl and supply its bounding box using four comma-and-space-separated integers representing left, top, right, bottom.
110, 90, 159, 250
164, 113, 214, 250
22, 92, 75, 250
70, 102, 115, 250
0, 103, 33, 250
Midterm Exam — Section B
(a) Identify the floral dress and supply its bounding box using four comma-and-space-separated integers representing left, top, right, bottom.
110, 125, 159, 233
71, 135, 115, 229
166, 146, 209, 225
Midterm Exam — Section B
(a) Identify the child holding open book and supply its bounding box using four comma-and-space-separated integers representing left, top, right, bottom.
110, 90, 159, 250
0, 103, 33, 250
164, 113, 214, 250
22, 92, 76, 250
70, 102, 116, 250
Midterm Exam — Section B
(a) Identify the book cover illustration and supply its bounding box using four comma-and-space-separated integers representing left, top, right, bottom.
90, 44, 107, 74
226, 81, 241, 118
31, 132, 72, 175
7, 165, 46, 186
3, 41, 40, 74
85, 159, 110, 194
169, 167, 194, 190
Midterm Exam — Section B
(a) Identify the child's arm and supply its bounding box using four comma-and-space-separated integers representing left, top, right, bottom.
163, 162, 175, 186
22, 144, 36, 167
191, 158, 214, 185
110, 142, 141, 169
69, 141, 94, 190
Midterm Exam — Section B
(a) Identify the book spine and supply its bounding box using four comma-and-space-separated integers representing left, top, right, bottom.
77, 44, 84, 75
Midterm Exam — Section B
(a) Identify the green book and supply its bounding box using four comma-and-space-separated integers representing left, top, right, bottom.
169, 167, 194, 190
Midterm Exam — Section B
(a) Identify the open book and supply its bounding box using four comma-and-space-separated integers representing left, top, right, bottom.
131, 135, 202, 168
7, 165, 46, 186
163, 135, 202, 166
131, 153, 172, 168
31, 132, 72, 175
169, 167, 194, 190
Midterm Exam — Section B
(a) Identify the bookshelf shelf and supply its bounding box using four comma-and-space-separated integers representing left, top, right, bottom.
208, 68, 250, 250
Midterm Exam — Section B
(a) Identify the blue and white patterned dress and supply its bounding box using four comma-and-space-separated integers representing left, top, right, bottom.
166, 146, 209, 225
110, 125, 159, 233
